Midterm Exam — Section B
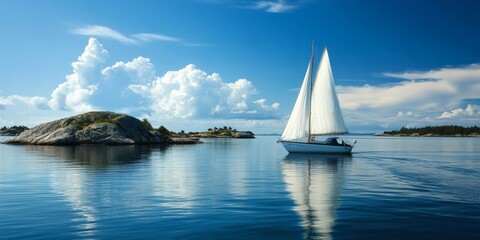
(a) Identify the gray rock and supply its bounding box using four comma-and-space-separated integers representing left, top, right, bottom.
4, 111, 171, 145
233, 131, 255, 138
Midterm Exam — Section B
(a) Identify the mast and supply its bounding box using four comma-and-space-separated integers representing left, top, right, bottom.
307, 40, 315, 143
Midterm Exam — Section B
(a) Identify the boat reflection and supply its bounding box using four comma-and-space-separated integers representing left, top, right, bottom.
282, 153, 351, 240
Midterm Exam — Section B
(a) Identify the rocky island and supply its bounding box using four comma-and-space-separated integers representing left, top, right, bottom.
3, 111, 256, 145
4, 111, 172, 145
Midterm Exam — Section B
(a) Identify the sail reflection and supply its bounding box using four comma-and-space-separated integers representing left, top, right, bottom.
282, 154, 350, 240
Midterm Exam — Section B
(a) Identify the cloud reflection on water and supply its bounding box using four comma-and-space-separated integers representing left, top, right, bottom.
24, 145, 164, 237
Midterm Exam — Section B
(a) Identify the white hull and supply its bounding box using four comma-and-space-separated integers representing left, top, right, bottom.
280, 141, 352, 154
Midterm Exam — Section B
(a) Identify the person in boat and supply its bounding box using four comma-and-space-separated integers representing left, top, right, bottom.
325, 137, 344, 146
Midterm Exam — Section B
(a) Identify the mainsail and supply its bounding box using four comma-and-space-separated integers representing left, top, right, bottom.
280, 47, 348, 142
280, 53, 314, 142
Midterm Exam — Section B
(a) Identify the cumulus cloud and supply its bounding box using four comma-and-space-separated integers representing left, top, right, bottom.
72, 25, 185, 45
6, 38, 278, 122
253, 0, 297, 13
2, 38, 280, 131
96, 56, 156, 113
102, 56, 156, 85
49, 38, 108, 112
127, 63, 281, 119
438, 104, 480, 119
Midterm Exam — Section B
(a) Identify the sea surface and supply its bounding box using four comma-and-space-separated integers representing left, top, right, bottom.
1, 135, 479, 239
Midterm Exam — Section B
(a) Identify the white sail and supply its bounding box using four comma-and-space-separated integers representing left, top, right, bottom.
310, 48, 348, 135
279, 45, 355, 154
280, 54, 314, 141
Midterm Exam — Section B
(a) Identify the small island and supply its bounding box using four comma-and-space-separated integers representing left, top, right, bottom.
0, 125, 29, 136
167, 126, 254, 139
377, 125, 480, 137
4, 111, 172, 145
2, 111, 254, 145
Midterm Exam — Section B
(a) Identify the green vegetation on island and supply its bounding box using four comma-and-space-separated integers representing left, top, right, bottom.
0, 126, 29, 136
196, 126, 254, 138
140, 120, 254, 139
378, 125, 480, 137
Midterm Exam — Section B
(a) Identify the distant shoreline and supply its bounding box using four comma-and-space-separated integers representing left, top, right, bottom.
377, 125, 480, 138
375, 133, 480, 137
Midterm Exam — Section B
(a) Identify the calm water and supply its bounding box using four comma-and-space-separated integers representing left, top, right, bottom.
1, 136, 479, 239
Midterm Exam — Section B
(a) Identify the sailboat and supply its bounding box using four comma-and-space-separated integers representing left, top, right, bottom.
278, 43, 356, 154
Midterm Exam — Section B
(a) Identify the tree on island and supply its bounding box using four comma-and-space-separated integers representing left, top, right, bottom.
0, 125, 29, 136
383, 125, 480, 136
137, 118, 252, 138
141, 118, 154, 131
157, 125, 171, 136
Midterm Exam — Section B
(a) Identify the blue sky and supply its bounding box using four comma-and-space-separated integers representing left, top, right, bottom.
1, 0, 479, 133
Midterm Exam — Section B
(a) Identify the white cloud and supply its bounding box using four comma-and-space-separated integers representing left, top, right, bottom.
72, 25, 186, 45
71, 25, 136, 44
97, 57, 156, 113
253, 0, 297, 13
337, 64, 480, 131
102, 56, 156, 84
200, 0, 300, 14
49, 37, 108, 112
13, 96, 50, 109
132, 33, 182, 43
127, 63, 281, 120
0, 95, 49, 110
339, 64, 480, 111
438, 104, 480, 119
35, 38, 280, 120
338, 80, 456, 111
0, 96, 12, 109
